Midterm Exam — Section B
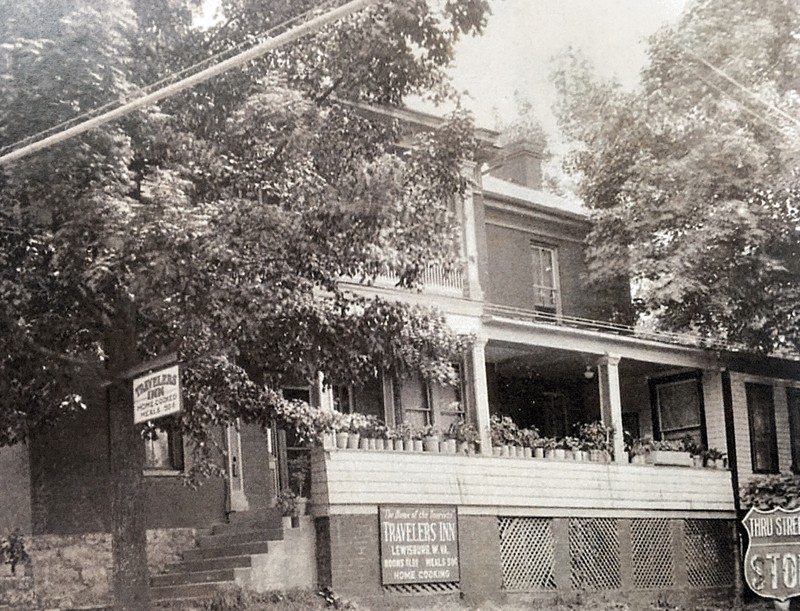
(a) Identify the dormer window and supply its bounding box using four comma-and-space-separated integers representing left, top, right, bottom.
531, 243, 560, 314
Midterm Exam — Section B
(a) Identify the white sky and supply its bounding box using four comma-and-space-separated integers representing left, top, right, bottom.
410, 0, 688, 140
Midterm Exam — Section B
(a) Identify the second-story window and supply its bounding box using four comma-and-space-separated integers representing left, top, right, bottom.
531, 243, 560, 314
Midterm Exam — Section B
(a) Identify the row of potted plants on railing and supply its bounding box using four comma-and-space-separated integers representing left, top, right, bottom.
628, 436, 727, 469
272, 399, 727, 466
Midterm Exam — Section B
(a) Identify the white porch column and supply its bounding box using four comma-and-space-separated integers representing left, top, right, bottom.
597, 355, 626, 463
225, 422, 249, 512
315, 372, 335, 411
466, 335, 492, 455
461, 162, 483, 301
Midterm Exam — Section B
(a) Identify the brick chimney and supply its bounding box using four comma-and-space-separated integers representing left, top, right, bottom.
485, 137, 546, 189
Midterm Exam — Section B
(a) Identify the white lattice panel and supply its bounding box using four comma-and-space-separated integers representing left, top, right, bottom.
569, 518, 621, 590
684, 519, 735, 587
631, 518, 675, 589
498, 517, 557, 591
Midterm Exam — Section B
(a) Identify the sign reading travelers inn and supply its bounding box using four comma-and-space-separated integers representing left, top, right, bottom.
133, 364, 182, 424
743, 506, 800, 603
379, 505, 459, 585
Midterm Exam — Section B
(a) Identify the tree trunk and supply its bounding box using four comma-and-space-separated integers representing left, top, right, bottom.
106, 302, 150, 610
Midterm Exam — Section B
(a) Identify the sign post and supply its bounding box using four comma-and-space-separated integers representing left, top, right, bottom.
379, 505, 460, 585
743, 506, 800, 608
132, 364, 182, 424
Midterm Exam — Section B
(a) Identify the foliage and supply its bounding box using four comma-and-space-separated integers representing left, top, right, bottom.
489, 414, 520, 446
447, 419, 479, 444
552, 0, 800, 350
276, 490, 301, 517
0, 0, 489, 460
287, 454, 311, 498
0, 530, 28, 575
577, 421, 613, 452
741, 474, 800, 510
702, 447, 726, 462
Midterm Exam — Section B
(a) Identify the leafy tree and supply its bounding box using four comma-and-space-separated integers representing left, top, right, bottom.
552, 0, 800, 349
0, 0, 490, 607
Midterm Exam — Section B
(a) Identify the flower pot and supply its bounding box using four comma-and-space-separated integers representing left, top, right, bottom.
423, 436, 440, 452
534, 448, 545, 459
523, 447, 533, 459
442, 439, 457, 454
346, 433, 360, 449
492, 446, 503, 456
367, 438, 377, 450
359, 438, 369, 450
393, 439, 405, 451
588, 450, 602, 462
336, 432, 349, 449
516, 446, 525, 458
374, 438, 385, 451
412, 439, 424, 452
544, 449, 555, 460
692, 455, 704, 468
322, 433, 335, 449
457, 441, 469, 454
500, 445, 510, 457
554, 448, 566, 460
580, 451, 589, 461
632, 453, 646, 465
647, 450, 693, 467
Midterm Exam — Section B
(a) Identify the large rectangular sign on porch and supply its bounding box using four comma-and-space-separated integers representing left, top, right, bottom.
133, 364, 182, 424
379, 505, 460, 585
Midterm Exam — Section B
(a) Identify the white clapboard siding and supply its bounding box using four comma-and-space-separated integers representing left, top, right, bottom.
311, 450, 735, 518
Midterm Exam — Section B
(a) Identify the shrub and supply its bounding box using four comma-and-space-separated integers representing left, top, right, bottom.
1, 530, 28, 575
741, 474, 800, 510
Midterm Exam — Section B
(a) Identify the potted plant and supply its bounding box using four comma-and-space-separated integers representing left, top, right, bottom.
578, 421, 613, 462
541, 437, 558, 459
287, 454, 310, 518
490, 415, 520, 457
334, 414, 351, 449
519, 427, 540, 458
422, 424, 440, 452
702, 447, 726, 469
276, 490, 301, 528
448, 420, 479, 454
346, 413, 367, 449
532, 436, 546, 459
628, 438, 649, 465
646, 438, 693, 467
553, 438, 569, 460
564, 436, 583, 460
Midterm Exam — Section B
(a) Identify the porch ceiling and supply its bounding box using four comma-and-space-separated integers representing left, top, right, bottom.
485, 340, 691, 380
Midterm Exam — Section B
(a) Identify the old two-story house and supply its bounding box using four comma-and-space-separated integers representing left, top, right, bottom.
2, 107, 800, 608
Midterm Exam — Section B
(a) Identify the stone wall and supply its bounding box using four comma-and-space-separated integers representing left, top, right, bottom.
0, 527, 197, 609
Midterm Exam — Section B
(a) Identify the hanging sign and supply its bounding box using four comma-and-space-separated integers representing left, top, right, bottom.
743, 505, 800, 603
379, 505, 460, 585
133, 364, 182, 424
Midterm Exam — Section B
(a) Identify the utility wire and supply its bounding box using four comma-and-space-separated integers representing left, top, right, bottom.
0, 0, 378, 166
685, 49, 800, 129
684, 63, 789, 137
0, 0, 344, 155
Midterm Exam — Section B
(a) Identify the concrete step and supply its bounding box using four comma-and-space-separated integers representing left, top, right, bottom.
151, 568, 236, 588
197, 529, 282, 549
227, 508, 282, 525
151, 581, 239, 602
211, 517, 283, 536
182, 540, 271, 561
165, 554, 252, 574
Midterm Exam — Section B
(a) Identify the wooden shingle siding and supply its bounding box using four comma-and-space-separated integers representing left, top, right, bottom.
312, 451, 735, 518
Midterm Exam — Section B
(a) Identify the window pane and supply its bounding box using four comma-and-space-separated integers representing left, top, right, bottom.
395, 375, 430, 426
145, 430, 183, 470
747, 383, 778, 473
352, 377, 384, 419
531, 245, 558, 311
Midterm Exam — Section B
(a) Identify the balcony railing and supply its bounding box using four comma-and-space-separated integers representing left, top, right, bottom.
341, 264, 465, 296
484, 303, 755, 354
